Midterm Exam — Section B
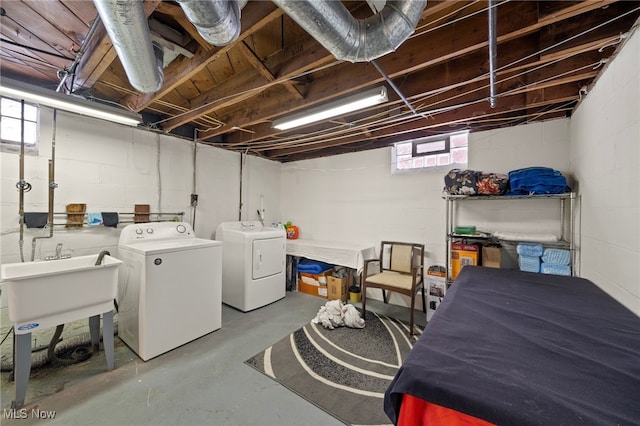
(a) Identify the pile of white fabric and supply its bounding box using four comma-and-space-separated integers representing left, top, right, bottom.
312, 300, 365, 330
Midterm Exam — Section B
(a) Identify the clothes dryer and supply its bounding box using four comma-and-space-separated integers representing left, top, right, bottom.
215, 221, 285, 312
117, 222, 222, 361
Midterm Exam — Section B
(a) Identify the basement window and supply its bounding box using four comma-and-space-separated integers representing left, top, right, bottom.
1, 96, 39, 153
391, 131, 468, 173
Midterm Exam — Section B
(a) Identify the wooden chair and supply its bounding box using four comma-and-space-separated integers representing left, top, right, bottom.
361, 241, 425, 335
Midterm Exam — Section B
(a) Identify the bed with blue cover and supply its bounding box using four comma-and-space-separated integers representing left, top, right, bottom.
384, 266, 640, 425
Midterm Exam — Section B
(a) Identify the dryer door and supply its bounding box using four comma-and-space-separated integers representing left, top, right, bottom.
253, 237, 284, 279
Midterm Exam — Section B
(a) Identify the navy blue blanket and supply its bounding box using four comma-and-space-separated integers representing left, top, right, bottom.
296, 259, 334, 274
385, 266, 640, 425
507, 166, 570, 195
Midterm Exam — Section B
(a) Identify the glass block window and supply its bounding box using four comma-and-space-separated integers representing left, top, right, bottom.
392, 131, 468, 173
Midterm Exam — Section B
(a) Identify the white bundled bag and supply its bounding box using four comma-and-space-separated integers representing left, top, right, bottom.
312, 300, 365, 330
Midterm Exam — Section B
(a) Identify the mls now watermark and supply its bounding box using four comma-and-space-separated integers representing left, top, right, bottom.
3, 408, 57, 419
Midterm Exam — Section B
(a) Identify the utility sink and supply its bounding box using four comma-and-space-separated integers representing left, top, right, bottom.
0, 254, 122, 334
1, 254, 122, 409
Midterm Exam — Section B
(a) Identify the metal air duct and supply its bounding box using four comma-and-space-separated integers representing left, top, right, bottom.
177, 0, 246, 46
93, 0, 163, 93
272, 0, 427, 62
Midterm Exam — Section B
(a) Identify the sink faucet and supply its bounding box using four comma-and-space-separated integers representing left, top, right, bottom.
44, 243, 71, 261
95, 250, 111, 265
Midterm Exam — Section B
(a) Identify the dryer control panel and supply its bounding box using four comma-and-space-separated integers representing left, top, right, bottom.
118, 222, 195, 245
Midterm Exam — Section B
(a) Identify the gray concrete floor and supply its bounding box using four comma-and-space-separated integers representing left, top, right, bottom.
1, 292, 425, 425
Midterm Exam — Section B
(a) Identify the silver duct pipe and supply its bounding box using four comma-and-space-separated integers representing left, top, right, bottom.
177, 0, 246, 46
272, 0, 426, 62
488, 0, 497, 108
93, 0, 163, 93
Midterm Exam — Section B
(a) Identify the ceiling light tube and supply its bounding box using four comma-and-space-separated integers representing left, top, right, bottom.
272, 86, 388, 131
0, 78, 142, 126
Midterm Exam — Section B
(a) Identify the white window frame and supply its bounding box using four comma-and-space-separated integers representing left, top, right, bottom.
1, 96, 40, 154
391, 131, 468, 174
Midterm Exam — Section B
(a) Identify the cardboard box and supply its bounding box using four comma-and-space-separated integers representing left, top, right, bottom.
299, 270, 331, 286
451, 242, 480, 280
327, 276, 348, 302
482, 245, 502, 268
426, 267, 446, 322
298, 280, 328, 298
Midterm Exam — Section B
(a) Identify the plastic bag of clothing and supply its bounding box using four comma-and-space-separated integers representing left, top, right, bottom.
443, 169, 480, 195
477, 172, 509, 195
312, 300, 365, 330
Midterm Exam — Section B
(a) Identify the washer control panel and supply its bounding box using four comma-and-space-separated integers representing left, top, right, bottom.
119, 221, 195, 245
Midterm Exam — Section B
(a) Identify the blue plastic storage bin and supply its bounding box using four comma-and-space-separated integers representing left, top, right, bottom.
541, 263, 571, 276
516, 243, 544, 257
542, 248, 571, 265
518, 255, 540, 273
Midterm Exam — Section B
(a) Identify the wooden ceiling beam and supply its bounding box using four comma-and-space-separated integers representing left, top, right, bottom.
155, 1, 212, 51
223, 7, 619, 146
120, 2, 283, 112
204, 0, 612, 141
263, 76, 586, 158
168, 1, 464, 134
237, 40, 304, 100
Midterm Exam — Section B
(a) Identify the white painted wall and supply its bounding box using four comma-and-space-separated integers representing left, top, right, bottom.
2, 27, 636, 318
0, 108, 282, 307
281, 119, 571, 309
570, 27, 640, 315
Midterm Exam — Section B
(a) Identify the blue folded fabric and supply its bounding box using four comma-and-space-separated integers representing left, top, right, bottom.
518, 255, 540, 273
297, 259, 334, 274
507, 166, 570, 195
516, 243, 544, 257
541, 263, 571, 276
542, 248, 571, 265
87, 212, 103, 226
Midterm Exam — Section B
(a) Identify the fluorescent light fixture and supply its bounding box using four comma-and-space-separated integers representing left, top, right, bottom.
0, 77, 142, 126
272, 85, 388, 131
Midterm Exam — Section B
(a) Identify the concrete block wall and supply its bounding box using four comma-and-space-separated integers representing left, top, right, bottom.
280, 119, 571, 310
570, 27, 640, 315
0, 109, 282, 308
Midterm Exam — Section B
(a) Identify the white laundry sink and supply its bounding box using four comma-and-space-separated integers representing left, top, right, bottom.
0, 255, 122, 334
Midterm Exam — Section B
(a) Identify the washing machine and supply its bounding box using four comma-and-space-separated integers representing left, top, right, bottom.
117, 222, 222, 361
215, 221, 286, 312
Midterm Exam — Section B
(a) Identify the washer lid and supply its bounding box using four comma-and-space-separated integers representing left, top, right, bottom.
215, 221, 286, 240
119, 238, 221, 255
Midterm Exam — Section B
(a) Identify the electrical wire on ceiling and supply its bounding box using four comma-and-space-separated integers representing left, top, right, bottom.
496, 4, 640, 73
148, 59, 343, 128
0, 49, 66, 71
0, 37, 74, 61
218, 55, 605, 154
225, 9, 634, 155
95, 79, 224, 128
411, 0, 503, 38
211, 4, 632, 156
132, 0, 633, 154
223, 64, 589, 155
171, 1, 497, 133
0, 7, 76, 64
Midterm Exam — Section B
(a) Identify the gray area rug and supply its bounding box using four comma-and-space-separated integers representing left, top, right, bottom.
245, 310, 421, 425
